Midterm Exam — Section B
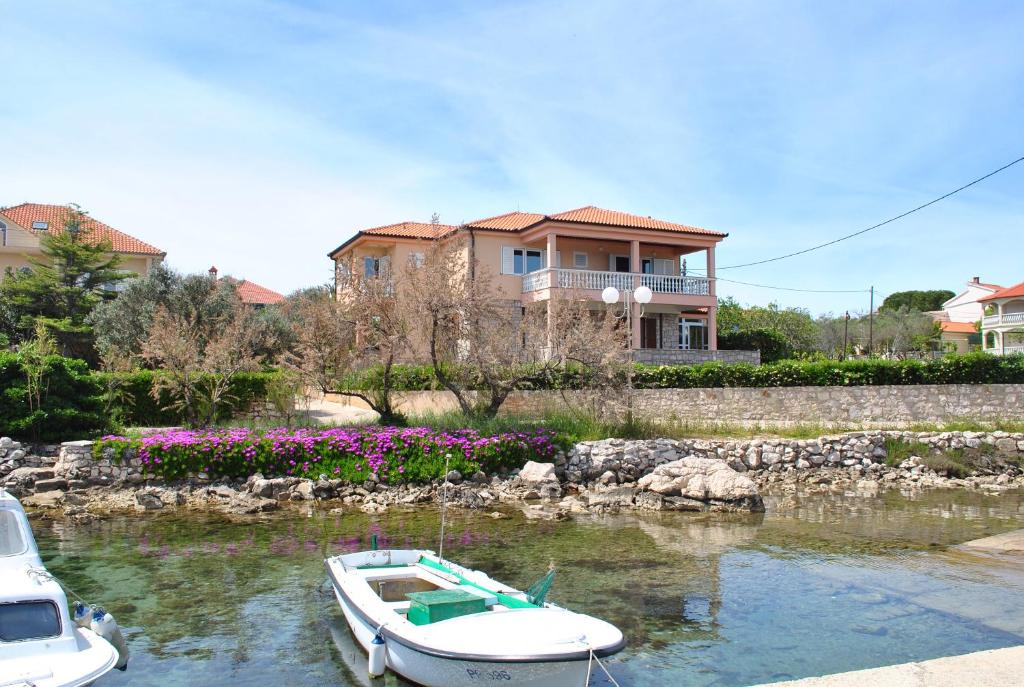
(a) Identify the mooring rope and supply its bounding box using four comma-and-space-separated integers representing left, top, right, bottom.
27, 566, 89, 605
587, 646, 621, 687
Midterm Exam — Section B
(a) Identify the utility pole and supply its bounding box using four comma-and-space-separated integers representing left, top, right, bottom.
843, 310, 850, 360
868, 286, 875, 356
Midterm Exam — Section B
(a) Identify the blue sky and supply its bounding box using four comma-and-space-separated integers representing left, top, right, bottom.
1, 0, 1021, 314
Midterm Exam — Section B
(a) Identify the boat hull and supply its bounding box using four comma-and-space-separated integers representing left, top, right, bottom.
335, 588, 591, 687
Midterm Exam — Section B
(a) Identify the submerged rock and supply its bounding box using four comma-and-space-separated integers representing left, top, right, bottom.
638, 457, 764, 512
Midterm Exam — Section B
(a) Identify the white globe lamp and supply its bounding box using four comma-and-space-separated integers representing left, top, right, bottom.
634, 285, 653, 304
601, 286, 620, 305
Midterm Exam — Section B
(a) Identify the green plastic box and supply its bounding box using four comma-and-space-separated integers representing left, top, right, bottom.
406, 588, 487, 626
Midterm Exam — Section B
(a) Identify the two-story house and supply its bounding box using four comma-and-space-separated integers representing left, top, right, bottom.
0, 203, 165, 280
928, 277, 1003, 353
329, 206, 736, 362
979, 280, 1024, 355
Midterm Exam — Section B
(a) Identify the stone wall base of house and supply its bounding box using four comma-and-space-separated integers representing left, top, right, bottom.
631, 349, 760, 365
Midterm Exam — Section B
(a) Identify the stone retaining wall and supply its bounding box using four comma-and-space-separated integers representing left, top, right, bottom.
330, 383, 1024, 427
565, 431, 1024, 483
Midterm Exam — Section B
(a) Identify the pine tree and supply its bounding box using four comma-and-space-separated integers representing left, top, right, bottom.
0, 203, 133, 358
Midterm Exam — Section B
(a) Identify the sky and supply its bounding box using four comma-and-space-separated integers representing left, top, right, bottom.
1, 0, 1022, 315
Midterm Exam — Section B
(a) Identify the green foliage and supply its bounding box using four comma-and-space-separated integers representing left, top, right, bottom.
880, 290, 955, 313
716, 296, 818, 353
0, 204, 133, 359
341, 353, 1024, 392
718, 328, 792, 363
883, 439, 932, 467
921, 453, 970, 478
0, 351, 109, 441
93, 369, 282, 426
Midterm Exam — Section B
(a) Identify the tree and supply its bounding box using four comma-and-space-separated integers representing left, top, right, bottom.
89, 266, 290, 369
869, 306, 940, 357
1, 204, 133, 358
402, 237, 625, 418
716, 296, 817, 356
142, 297, 275, 426
880, 290, 955, 313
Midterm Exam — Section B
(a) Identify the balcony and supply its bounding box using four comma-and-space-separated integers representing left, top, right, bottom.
522, 268, 710, 297
983, 312, 1024, 327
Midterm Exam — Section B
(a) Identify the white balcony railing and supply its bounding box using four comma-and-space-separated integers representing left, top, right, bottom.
1001, 345, 1024, 355
522, 268, 710, 296
982, 312, 1024, 327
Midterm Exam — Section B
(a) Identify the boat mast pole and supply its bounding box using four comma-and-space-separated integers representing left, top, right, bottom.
438, 453, 451, 562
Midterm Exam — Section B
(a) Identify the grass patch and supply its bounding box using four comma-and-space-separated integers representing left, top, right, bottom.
884, 439, 933, 467
921, 453, 971, 478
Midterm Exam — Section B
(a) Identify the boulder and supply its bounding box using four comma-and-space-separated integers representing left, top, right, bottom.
518, 461, 557, 484
637, 457, 764, 512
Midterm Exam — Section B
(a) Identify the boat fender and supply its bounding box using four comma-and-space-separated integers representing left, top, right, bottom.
368, 632, 386, 677
91, 609, 130, 671
73, 601, 92, 628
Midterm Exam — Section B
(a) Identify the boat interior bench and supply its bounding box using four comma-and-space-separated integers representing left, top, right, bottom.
358, 557, 533, 622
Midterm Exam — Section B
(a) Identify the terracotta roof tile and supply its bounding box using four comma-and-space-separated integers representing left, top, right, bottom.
362, 221, 457, 240
235, 279, 284, 305
549, 205, 726, 237
0, 203, 165, 256
971, 281, 1003, 291
939, 321, 977, 334
979, 280, 1024, 302
465, 211, 546, 231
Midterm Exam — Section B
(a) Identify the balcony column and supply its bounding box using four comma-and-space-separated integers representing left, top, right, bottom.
707, 306, 718, 351
546, 233, 557, 355
630, 240, 641, 349
707, 245, 716, 297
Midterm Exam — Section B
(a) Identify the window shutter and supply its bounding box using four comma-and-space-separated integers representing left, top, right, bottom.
364, 256, 375, 277
556, 251, 561, 268
501, 246, 515, 274
539, 249, 547, 269
379, 255, 391, 276
609, 254, 615, 271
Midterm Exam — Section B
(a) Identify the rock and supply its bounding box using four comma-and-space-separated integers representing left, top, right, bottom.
471, 471, 488, 484
227, 493, 279, 514
597, 470, 618, 486
489, 511, 509, 519
5, 466, 54, 487
635, 490, 664, 510
445, 470, 462, 484
518, 461, 557, 484
663, 496, 707, 511
293, 481, 315, 501
21, 491, 64, 509
995, 438, 1017, 453
34, 478, 68, 492
585, 486, 637, 510
637, 457, 764, 512
135, 491, 164, 511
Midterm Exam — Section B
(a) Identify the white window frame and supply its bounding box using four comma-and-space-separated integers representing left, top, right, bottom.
31, 221, 48, 230
573, 251, 588, 269
679, 318, 709, 351
409, 251, 425, 268
502, 246, 545, 275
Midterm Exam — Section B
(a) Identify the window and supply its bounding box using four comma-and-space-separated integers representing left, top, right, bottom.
409, 252, 425, 268
501, 247, 545, 275
363, 256, 391, 278
679, 318, 708, 350
573, 252, 588, 269
0, 220, 6, 247
0, 601, 61, 641
31, 221, 48, 230
0, 511, 27, 556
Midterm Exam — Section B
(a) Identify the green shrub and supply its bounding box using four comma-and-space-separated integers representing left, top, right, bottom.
718, 328, 792, 363
883, 439, 932, 467
93, 369, 282, 426
0, 352, 109, 441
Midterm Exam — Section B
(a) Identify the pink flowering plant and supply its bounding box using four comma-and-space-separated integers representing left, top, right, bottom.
95, 426, 560, 483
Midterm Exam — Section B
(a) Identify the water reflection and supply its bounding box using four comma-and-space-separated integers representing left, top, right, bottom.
32, 488, 1024, 687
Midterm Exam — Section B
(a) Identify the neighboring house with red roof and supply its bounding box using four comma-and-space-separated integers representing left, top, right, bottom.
329, 206, 734, 361
927, 277, 1002, 353
979, 280, 1024, 355
0, 202, 165, 280
208, 267, 284, 308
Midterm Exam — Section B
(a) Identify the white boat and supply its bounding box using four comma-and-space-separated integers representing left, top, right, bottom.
0, 490, 122, 687
326, 549, 625, 687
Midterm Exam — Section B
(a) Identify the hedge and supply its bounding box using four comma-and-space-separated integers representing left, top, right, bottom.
96, 426, 561, 482
0, 352, 108, 441
341, 353, 1024, 392
93, 369, 282, 426
0, 352, 281, 440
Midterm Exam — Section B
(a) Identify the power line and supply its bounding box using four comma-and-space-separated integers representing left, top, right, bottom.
717, 154, 1024, 270
711, 275, 871, 294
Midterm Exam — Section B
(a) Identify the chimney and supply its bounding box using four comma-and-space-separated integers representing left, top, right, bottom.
209, 266, 218, 279
972, 277, 980, 283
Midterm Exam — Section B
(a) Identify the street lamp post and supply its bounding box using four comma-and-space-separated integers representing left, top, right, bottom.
602, 283, 653, 424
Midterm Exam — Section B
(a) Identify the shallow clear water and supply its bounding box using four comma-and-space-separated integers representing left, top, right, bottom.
33, 488, 1024, 687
